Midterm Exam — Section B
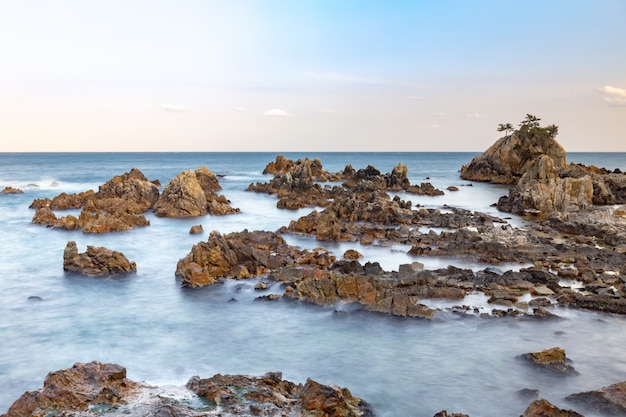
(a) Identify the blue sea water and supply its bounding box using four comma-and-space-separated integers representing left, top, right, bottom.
0, 152, 625, 417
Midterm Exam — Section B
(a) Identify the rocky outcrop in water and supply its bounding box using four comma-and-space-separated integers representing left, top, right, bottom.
1, 362, 373, 417
566, 381, 626, 415
154, 166, 239, 217
63, 241, 137, 276
521, 347, 578, 375
462, 115, 626, 216
521, 399, 584, 417
1, 362, 142, 417
1, 186, 23, 194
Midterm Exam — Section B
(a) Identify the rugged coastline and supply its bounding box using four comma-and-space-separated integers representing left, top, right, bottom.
4, 117, 626, 416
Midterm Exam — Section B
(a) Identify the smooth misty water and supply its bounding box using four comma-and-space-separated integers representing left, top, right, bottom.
1, 152, 626, 417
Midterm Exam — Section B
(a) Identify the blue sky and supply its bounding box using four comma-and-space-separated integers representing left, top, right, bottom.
1, 0, 624, 152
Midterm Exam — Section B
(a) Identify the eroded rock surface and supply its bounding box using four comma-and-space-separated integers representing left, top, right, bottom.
63, 241, 137, 276
566, 381, 626, 415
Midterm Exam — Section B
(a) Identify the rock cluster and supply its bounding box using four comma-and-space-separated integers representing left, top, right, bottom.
1, 362, 373, 417
31, 166, 238, 233
1, 186, 23, 194
63, 241, 136, 276
248, 156, 444, 209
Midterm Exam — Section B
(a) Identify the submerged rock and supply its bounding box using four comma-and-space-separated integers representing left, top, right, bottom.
63, 241, 137, 276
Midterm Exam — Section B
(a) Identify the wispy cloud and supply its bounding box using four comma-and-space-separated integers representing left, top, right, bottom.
432, 112, 447, 117
264, 108, 291, 117
306, 71, 390, 85
599, 85, 626, 107
161, 104, 193, 113
466, 112, 481, 118
232, 106, 245, 112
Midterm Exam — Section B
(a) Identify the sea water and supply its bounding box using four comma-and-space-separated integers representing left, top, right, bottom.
0, 152, 625, 417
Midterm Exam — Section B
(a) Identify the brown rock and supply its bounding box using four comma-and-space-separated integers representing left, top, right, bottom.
521, 398, 584, 417
521, 347, 577, 375
2, 361, 142, 417
1, 186, 23, 194
63, 241, 137, 276
189, 224, 204, 234
566, 380, 626, 415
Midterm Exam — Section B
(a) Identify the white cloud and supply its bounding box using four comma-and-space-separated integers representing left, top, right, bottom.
317, 108, 336, 114
161, 104, 193, 112
599, 85, 626, 107
264, 108, 291, 117
432, 112, 447, 116
466, 112, 481, 118
232, 106, 245, 112
409, 96, 421, 101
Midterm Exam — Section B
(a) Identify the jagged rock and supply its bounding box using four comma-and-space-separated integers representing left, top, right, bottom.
2, 363, 372, 417
63, 241, 137, 276
521, 398, 584, 417
566, 380, 626, 415
1, 186, 23, 194
461, 118, 566, 184
154, 167, 238, 217
187, 372, 372, 417
432, 411, 469, 417
521, 347, 577, 375
1, 361, 142, 417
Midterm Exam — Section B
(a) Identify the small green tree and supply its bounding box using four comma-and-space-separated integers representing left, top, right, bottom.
519, 114, 541, 130
497, 123, 514, 138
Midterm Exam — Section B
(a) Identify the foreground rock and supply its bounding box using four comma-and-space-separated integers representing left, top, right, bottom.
521, 398, 584, 417
1, 361, 373, 417
1, 186, 23, 194
63, 241, 136, 276
566, 381, 626, 415
2, 362, 142, 417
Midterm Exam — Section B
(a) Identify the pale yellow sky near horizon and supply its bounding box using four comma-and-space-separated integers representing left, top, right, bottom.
1, 1, 624, 152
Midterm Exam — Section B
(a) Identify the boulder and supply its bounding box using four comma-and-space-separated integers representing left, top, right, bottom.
154, 167, 238, 217
63, 241, 137, 276
1, 186, 23, 194
189, 224, 204, 234
521, 347, 577, 375
2, 361, 142, 417
566, 380, 626, 415
521, 398, 584, 417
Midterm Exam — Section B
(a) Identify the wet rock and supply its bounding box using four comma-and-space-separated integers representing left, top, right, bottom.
521, 347, 577, 375
154, 167, 238, 217
187, 372, 372, 417
2, 361, 142, 417
63, 241, 137, 276
461, 116, 566, 185
432, 411, 469, 417
1, 186, 23, 194
521, 398, 584, 417
565, 380, 626, 415
189, 224, 203, 234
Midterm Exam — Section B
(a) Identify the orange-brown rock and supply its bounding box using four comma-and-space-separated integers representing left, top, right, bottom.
1, 186, 23, 194
2, 361, 142, 417
63, 241, 137, 276
521, 398, 584, 417
521, 347, 577, 375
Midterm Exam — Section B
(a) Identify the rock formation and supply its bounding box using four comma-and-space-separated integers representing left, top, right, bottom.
1, 362, 373, 417
154, 167, 239, 217
63, 241, 137, 276
462, 115, 626, 216
1, 362, 142, 417
521, 398, 584, 417
1, 186, 23, 194
521, 347, 578, 375
566, 381, 626, 415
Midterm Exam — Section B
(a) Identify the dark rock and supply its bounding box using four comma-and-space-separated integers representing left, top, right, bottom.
566, 380, 626, 415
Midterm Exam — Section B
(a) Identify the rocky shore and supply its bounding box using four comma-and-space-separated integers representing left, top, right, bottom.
12, 115, 626, 416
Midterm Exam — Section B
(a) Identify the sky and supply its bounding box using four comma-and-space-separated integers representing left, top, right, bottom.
0, 0, 625, 152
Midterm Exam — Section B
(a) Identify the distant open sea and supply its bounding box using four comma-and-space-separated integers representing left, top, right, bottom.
1, 152, 625, 417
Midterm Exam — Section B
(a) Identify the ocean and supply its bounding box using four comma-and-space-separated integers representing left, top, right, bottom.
1, 152, 625, 417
